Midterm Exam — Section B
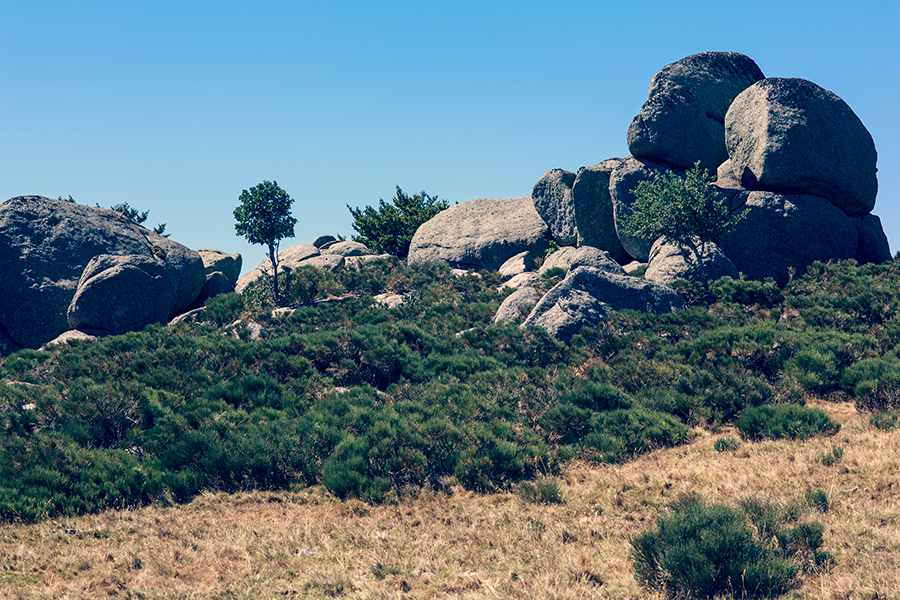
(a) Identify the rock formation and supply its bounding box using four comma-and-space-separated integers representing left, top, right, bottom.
0, 196, 206, 350
406, 50, 888, 341
407, 197, 552, 271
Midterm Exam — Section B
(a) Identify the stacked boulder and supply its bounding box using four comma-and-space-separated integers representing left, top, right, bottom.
408, 51, 889, 340
0, 196, 240, 354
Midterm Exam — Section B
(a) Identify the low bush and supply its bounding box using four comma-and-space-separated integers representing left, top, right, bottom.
631, 494, 802, 599
734, 404, 840, 441
714, 435, 740, 452
517, 476, 565, 505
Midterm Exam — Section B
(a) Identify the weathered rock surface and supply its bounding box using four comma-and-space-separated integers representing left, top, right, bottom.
532, 169, 578, 246
853, 214, 892, 264
298, 254, 345, 272
0, 196, 204, 349
498, 251, 539, 279
197, 249, 242, 288
719, 192, 859, 285
312, 235, 338, 249
628, 51, 764, 172
321, 241, 371, 257
67, 255, 178, 334
724, 78, 878, 217
644, 238, 738, 287
648, 51, 766, 122
538, 246, 623, 276
609, 157, 678, 262
522, 266, 683, 342
627, 85, 727, 173
500, 272, 543, 291
572, 159, 627, 261
44, 328, 111, 347
345, 254, 394, 269
407, 197, 552, 271
492, 287, 544, 326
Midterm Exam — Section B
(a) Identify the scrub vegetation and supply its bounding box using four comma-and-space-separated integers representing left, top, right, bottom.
3, 257, 900, 597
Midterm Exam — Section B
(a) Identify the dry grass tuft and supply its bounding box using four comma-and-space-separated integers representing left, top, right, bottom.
1, 400, 898, 599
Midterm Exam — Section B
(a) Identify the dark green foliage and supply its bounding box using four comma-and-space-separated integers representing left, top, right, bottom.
712, 277, 782, 308
734, 404, 840, 441
870, 410, 900, 431
618, 163, 747, 301
204, 292, 245, 326
806, 489, 830, 513
840, 358, 900, 412
714, 435, 740, 452
632, 494, 826, 599
234, 180, 297, 304
348, 186, 450, 258
5, 258, 900, 521
816, 445, 843, 467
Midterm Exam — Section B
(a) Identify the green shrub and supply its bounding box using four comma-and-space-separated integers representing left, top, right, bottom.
204, 292, 245, 326
840, 358, 900, 412
805, 489, 830, 513
712, 276, 782, 308
734, 404, 840, 441
586, 409, 691, 463
517, 476, 565, 505
714, 435, 740, 452
816, 445, 843, 467
347, 186, 450, 258
631, 495, 800, 599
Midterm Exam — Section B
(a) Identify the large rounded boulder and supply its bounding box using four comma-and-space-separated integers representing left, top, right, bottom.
719, 191, 859, 286
724, 78, 878, 217
407, 197, 552, 271
0, 196, 205, 350
628, 51, 765, 172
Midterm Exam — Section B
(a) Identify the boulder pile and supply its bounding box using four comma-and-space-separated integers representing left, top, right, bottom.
0, 196, 240, 354
408, 51, 889, 340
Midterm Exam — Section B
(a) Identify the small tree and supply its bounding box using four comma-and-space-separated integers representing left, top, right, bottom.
348, 186, 450, 258
618, 162, 746, 301
233, 180, 297, 305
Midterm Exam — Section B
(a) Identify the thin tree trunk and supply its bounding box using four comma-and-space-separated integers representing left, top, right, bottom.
268, 242, 279, 305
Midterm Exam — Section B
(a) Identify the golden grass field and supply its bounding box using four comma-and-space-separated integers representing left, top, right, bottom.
1, 399, 898, 599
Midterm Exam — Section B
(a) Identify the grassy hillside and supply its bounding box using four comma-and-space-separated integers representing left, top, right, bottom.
3, 257, 900, 597
1, 400, 897, 599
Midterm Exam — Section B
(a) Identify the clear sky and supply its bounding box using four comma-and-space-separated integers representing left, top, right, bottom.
2, 1, 898, 274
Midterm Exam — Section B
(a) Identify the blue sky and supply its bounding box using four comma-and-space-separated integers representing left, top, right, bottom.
2, 1, 898, 274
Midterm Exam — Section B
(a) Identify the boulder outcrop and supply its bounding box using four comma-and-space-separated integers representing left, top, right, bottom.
538, 246, 623, 276
724, 78, 878, 217
627, 51, 765, 172
719, 192, 859, 285
532, 169, 578, 246
572, 159, 627, 261
521, 266, 684, 342
0, 196, 205, 349
407, 197, 552, 271
644, 238, 737, 287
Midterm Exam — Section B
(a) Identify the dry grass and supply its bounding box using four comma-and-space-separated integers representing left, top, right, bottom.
1, 400, 898, 599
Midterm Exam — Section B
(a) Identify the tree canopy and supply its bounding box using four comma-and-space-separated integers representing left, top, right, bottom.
348, 186, 450, 258
234, 180, 297, 304
618, 162, 746, 300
